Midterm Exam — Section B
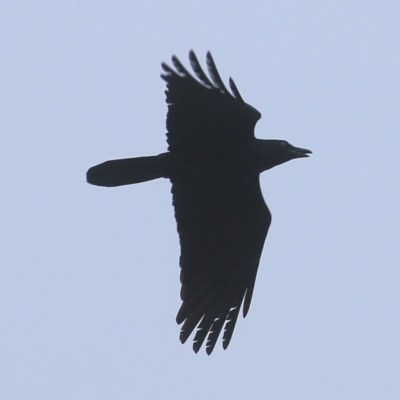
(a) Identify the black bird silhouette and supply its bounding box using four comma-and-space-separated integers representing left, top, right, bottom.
87, 51, 311, 354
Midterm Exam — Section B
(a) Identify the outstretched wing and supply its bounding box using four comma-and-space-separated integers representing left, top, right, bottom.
172, 174, 271, 354
162, 51, 261, 156
162, 51, 270, 354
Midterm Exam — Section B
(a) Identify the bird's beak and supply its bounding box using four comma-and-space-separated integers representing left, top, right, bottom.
288, 145, 312, 159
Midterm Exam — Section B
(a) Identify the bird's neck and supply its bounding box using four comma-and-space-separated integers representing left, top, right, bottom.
254, 139, 286, 173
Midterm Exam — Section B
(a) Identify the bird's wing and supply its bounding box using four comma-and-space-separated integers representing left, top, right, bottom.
162, 51, 269, 354
172, 174, 271, 354
162, 51, 262, 156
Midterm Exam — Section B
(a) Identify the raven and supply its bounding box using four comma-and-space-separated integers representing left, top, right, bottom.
87, 51, 311, 354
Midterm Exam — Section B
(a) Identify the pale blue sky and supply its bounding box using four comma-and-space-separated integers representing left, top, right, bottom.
1, 1, 399, 399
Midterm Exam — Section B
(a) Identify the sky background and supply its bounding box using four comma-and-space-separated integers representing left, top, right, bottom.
1, 1, 399, 399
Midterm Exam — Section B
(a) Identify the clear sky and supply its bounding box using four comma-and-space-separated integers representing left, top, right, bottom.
1, 1, 399, 399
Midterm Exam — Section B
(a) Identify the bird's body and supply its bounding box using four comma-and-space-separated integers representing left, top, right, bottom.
87, 51, 311, 354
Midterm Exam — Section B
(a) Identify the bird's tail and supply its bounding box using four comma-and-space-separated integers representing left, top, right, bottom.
86, 152, 170, 187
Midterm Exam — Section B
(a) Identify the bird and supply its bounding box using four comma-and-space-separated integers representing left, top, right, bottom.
87, 51, 311, 355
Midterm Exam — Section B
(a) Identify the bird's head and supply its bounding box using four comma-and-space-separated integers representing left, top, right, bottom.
256, 139, 312, 172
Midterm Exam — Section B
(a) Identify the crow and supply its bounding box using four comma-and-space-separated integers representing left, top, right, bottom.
87, 51, 311, 354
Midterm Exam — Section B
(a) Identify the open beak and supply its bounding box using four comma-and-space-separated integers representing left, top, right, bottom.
288, 145, 312, 159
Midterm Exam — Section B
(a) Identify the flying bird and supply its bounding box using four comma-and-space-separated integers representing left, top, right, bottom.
87, 51, 311, 354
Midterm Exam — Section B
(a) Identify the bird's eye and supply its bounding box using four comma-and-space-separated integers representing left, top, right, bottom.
280, 141, 287, 147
